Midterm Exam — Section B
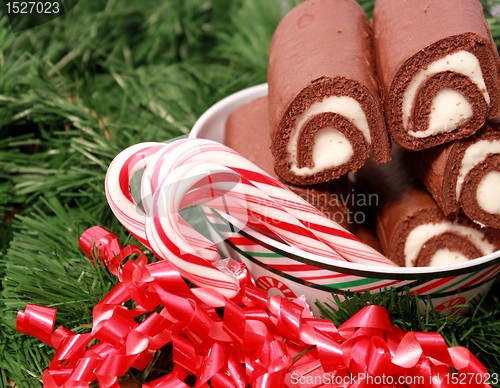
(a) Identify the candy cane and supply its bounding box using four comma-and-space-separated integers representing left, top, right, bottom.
106, 142, 163, 246
105, 138, 397, 298
158, 139, 395, 266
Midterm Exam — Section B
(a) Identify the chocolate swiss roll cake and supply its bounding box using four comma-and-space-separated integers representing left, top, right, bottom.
224, 96, 352, 230
373, 0, 500, 151
414, 121, 500, 229
267, 0, 390, 186
356, 147, 500, 267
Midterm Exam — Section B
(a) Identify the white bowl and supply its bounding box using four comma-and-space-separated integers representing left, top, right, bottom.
190, 83, 500, 316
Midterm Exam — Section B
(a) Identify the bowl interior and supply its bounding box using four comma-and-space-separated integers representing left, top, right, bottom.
191, 84, 268, 142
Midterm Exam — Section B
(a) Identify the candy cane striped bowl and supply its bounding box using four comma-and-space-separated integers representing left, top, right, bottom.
191, 83, 500, 316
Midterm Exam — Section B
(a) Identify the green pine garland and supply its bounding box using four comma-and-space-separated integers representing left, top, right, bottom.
0, 0, 499, 386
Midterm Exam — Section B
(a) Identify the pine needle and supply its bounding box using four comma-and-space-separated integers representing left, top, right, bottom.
215, 0, 299, 81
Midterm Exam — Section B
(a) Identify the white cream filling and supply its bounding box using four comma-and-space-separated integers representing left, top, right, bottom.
402, 50, 489, 135
456, 140, 500, 198
404, 222, 495, 267
288, 96, 370, 176
477, 171, 500, 215
311, 128, 354, 169
429, 249, 470, 267
410, 89, 473, 138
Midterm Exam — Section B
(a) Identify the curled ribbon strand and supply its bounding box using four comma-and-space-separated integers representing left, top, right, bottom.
16, 227, 491, 387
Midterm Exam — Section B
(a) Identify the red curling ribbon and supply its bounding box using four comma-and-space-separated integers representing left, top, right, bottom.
339, 304, 394, 333
79, 225, 147, 279
449, 346, 487, 374
16, 304, 57, 345
17, 227, 494, 387
393, 332, 422, 368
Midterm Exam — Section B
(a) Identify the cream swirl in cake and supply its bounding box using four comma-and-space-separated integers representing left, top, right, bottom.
374, 0, 500, 150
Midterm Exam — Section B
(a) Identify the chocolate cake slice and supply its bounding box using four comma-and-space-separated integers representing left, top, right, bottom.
356, 147, 500, 267
224, 96, 352, 230
267, 0, 389, 186
373, 0, 500, 150
414, 121, 500, 229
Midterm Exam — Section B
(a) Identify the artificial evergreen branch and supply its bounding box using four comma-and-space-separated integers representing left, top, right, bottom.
0, 0, 499, 386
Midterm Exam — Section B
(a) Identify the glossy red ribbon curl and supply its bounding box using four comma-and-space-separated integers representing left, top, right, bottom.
17, 227, 491, 387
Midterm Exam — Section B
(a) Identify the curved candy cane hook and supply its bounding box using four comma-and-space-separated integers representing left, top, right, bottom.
105, 138, 396, 301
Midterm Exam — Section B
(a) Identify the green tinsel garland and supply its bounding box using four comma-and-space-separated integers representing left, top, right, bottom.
0, 1, 499, 386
